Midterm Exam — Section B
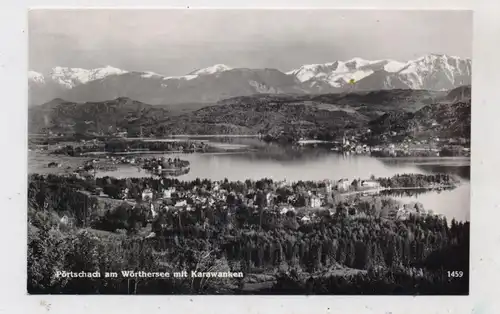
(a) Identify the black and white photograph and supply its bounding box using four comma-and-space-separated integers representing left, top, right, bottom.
27, 9, 471, 295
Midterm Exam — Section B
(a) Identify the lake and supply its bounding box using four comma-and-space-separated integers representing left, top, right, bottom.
91, 140, 470, 222
29, 138, 470, 222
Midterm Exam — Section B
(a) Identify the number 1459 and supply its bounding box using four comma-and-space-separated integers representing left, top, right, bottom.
447, 271, 464, 278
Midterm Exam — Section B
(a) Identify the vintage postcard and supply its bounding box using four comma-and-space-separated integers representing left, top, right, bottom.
27, 9, 471, 295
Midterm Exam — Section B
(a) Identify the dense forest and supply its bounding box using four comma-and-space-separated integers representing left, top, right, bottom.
51, 140, 212, 156
27, 174, 469, 294
376, 173, 458, 188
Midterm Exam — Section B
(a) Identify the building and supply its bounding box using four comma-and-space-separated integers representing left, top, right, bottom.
93, 187, 103, 196
60, 215, 69, 225
266, 192, 273, 206
279, 206, 295, 215
360, 180, 380, 189
150, 203, 157, 218
388, 144, 396, 155
175, 200, 187, 208
120, 188, 129, 200
325, 193, 335, 205
310, 195, 321, 208
336, 178, 351, 191
162, 188, 175, 199
324, 180, 332, 194
301, 216, 311, 223
396, 210, 410, 221
142, 189, 153, 202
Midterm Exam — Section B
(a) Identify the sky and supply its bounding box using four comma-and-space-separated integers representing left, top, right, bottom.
29, 9, 473, 76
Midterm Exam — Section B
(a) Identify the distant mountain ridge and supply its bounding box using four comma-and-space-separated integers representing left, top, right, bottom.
29, 88, 470, 142
28, 54, 471, 106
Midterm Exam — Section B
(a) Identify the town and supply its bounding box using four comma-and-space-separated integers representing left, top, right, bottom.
297, 133, 470, 157
31, 171, 457, 238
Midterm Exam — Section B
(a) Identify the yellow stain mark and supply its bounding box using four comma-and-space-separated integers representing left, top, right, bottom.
349, 78, 356, 85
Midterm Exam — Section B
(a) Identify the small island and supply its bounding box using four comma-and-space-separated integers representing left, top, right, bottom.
142, 157, 190, 174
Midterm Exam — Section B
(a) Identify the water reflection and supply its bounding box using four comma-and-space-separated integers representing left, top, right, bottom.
388, 183, 470, 222
380, 187, 456, 198
416, 164, 470, 180
100, 164, 192, 179
378, 157, 470, 180
145, 167, 191, 178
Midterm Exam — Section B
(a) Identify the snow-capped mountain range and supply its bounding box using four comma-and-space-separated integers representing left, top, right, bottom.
50, 66, 128, 88
287, 58, 407, 87
288, 54, 471, 92
28, 54, 471, 106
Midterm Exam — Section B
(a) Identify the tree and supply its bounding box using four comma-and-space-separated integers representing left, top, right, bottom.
353, 241, 369, 269
351, 179, 358, 190
98, 203, 132, 232
103, 184, 121, 199
28, 226, 70, 293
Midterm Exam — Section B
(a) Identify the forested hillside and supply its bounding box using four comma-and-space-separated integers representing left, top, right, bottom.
28, 97, 169, 135
28, 174, 469, 294
369, 100, 471, 139
29, 88, 470, 143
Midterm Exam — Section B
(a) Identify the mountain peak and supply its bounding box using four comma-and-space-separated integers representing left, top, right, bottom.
344, 57, 373, 66
113, 96, 135, 103
189, 64, 232, 76
346, 57, 366, 62
47, 65, 128, 88
415, 53, 466, 62
383, 60, 406, 72
140, 71, 164, 78
426, 53, 463, 59
50, 97, 66, 103
90, 66, 128, 76
28, 71, 45, 84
